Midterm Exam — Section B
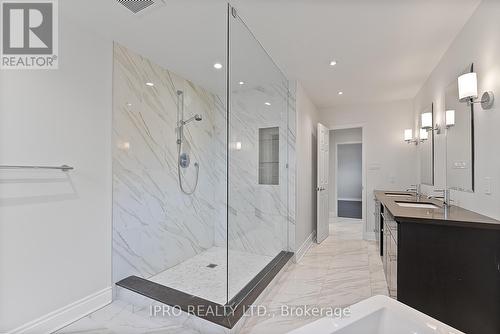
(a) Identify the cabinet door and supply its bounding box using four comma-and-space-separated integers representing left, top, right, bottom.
374, 200, 380, 244
383, 223, 390, 283
389, 235, 398, 298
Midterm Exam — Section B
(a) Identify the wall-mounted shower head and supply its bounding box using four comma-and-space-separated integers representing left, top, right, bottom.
175, 89, 200, 195
182, 114, 203, 125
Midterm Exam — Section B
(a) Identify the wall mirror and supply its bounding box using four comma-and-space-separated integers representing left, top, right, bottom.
445, 79, 474, 192
420, 104, 434, 185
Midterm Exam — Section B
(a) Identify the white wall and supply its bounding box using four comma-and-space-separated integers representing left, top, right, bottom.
0, 15, 112, 332
414, 0, 500, 220
295, 82, 320, 249
329, 128, 362, 216
320, 100, 417, 237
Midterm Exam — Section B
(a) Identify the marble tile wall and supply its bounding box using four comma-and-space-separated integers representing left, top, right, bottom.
112, 44, 226, 282
112, 43, 296, 297
223, 82, 291, 299
221, 84, 289, 259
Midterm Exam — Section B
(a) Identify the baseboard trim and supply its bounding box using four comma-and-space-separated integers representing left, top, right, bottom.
333, 217, 364, 223
9, 287, 112, 334
294, 230, 315, 263
116, 252, 293, 329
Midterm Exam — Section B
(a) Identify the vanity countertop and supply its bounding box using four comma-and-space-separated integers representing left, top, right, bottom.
374, 190, 500, 230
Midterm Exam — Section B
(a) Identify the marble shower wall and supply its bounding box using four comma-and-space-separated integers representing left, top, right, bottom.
112, 43, 296, 290
112, 44, 226, 282
216, 83, 290, 260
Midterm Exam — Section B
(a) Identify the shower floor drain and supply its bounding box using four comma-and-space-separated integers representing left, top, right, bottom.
206, 263, 218, 268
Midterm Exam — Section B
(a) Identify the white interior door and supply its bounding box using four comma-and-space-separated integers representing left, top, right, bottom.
316, 123, 330, 243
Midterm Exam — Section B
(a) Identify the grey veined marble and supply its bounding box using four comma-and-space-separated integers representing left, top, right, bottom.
112, 43, 295, 301
112, 43, 226, 283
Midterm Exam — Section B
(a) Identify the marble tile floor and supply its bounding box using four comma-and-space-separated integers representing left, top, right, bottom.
57, 220, 387, 334
149, 247, 273, 305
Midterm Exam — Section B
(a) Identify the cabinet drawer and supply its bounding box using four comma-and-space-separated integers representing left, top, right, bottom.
383, 228, 390, 275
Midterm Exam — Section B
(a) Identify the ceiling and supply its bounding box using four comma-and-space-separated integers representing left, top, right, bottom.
232, 0, 481, 107
64, 0, 228, 96
64, 0, 481, 108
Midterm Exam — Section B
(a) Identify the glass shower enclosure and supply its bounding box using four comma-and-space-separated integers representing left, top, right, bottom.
112, 1, 293, 326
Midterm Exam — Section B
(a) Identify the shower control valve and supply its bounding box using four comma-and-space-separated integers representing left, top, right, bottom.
179, 153, 190, 168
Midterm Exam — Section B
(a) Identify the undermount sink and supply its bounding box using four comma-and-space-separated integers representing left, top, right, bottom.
288, 295, 463, 334
396, 201, 439, 209
385, 193, 413, 198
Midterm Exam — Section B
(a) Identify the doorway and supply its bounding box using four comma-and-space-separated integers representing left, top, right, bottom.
330, 128, 363, 220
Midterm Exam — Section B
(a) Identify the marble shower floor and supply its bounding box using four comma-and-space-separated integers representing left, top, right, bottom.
57, 219, 387, 334
148, 247, 273, 305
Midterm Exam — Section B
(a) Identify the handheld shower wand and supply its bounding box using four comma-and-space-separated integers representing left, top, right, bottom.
176, 90, 202, 195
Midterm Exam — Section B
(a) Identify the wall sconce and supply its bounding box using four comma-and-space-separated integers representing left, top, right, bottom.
419, 128, 428, 142
404, 129, 418, 145
446, 109, 455, 128
458, 70, 495, 110
421, 111, 441, 134
421, 112, 433, 129
230, 142, 242, 150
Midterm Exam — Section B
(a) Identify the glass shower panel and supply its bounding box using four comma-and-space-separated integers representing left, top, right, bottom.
109, 0, 229, 305
227, 7, 289, 303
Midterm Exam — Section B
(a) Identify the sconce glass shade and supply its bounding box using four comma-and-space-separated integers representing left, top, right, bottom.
458, 72, 478, 102
419, 128, 428, 140
404, 129, 413, 141
446, 110, 455, 127
421, 112, 433, 129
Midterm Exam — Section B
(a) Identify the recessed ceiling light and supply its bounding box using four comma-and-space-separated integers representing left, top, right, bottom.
239, 81, 245, 85
213, 63, 223, 70
338, 91, 343, 95
265, 102, 271, 106
329, 60, 337, 66
145, 82, 154, 87
126, 103, 132, 107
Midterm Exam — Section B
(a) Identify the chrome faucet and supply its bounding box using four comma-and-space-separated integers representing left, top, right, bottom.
406, 184, 420, 197
428, 189, 451, 207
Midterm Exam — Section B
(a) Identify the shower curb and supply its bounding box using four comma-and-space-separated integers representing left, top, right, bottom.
116, 251, 293, 329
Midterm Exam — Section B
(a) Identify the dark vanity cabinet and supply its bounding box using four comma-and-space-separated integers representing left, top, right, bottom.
374, 191, 500, 334
397, 222, 500, 334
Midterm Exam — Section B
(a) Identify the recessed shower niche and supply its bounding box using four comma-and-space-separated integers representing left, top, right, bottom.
111, 2, 295, 328
259, 127, 280, 185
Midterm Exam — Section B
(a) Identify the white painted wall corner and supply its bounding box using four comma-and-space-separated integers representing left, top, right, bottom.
294, 230, 316, 263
